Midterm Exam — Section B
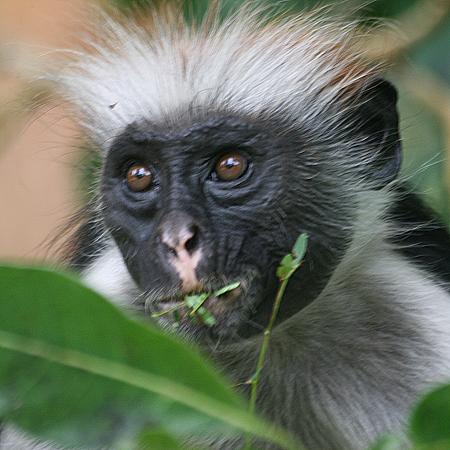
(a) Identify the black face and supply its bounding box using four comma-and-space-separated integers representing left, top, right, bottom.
101, 81, 401, 342
101, 116, 341, 341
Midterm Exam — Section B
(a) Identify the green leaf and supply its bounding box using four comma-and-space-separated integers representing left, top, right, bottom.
276, 254, 295, 280
0, 265, 298, 450
292, 233, 308, 265
213, 281, 241, 298
186, 293, 209, 316
369, 435, 402, 450
185, 294, 203, 309
280, 253, 294, 268
410, 384, 450, 446
135, 428, 186, 450
197, 308, 217, 327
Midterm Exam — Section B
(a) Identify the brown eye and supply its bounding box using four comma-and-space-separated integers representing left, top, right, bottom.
214, 152, 248, 181
126, 163, 153, 192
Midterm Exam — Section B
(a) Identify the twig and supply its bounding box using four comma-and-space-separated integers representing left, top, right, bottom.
244, 233, 308, 450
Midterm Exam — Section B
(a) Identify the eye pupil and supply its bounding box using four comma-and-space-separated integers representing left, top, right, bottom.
126, 163, 153, 192
215, 152, 247, 181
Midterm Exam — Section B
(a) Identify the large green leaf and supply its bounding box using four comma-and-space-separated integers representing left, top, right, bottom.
0, 265, 297, 450
410, 384, 450, 446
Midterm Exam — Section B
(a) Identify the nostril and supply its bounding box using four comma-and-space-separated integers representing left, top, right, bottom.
159, 217, 201, 258
184, 225, 200, 254
167, 246, 177, 257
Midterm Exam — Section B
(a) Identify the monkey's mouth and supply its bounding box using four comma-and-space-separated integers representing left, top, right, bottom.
150, 282, 243, 327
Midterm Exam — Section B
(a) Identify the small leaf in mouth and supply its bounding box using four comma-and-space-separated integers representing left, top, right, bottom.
151, 281, 241, 328
197, 307, 217, 327
213, 281, 241, 297
187, 293, 210, 317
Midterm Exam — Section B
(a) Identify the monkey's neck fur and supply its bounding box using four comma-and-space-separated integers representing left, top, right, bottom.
81, 189, 450, 450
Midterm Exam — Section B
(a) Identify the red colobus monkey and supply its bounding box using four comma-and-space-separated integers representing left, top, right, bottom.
2, 4, 450, 449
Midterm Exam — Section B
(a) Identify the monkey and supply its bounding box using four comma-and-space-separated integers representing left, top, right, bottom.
1, 3, 450, 450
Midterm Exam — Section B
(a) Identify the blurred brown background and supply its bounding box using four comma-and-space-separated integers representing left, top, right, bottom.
1, 0, 449, 264
0, 0, 85, 261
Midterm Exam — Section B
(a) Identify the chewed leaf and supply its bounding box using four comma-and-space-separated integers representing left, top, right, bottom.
292, 233, 308, 264
213, 282, 241, 297
276, 233, 308, 281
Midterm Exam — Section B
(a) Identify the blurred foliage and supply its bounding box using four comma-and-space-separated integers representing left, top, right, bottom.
0, 265, 299, 450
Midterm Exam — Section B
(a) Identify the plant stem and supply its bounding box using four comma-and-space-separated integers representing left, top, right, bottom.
248, 277, 289, 414
243, 232, 308, 450
151, 304, 182, 318
243, 277, 290, 450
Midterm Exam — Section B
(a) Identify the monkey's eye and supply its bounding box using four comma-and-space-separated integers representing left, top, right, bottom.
214, 152, 248, 181
125, 163, 153, 192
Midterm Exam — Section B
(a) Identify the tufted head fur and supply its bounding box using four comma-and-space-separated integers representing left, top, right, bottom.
52, 3, 396, 178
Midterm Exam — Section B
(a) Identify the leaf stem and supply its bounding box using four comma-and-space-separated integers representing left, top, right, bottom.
248, 277, 289, 415
151, 304, 183, 318
243, 233, 308, 450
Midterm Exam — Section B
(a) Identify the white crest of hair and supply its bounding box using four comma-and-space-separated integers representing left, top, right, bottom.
50, 3, 378, 151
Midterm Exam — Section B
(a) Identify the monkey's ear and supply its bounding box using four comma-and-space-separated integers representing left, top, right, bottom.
355, 78, 402, 188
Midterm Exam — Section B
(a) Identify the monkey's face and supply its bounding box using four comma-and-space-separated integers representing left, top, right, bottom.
101, 116, 352, 340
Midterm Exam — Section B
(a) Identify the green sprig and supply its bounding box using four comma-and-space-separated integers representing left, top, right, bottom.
244, 233, 308, 450
151, 282, 241, 328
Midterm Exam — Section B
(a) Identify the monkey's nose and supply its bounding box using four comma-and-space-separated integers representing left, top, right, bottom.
161, 224, 200, 257
159, 214, 203, 291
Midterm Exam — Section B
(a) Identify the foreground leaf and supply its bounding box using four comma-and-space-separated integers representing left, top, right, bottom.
410, 384, 450, 446
0, 265, 298, 450
134, 428, 186, 450
369, 435, 402, 450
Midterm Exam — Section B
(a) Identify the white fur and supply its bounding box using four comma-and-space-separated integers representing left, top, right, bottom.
52, 5, 377, 155
81, 244, 137, 308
